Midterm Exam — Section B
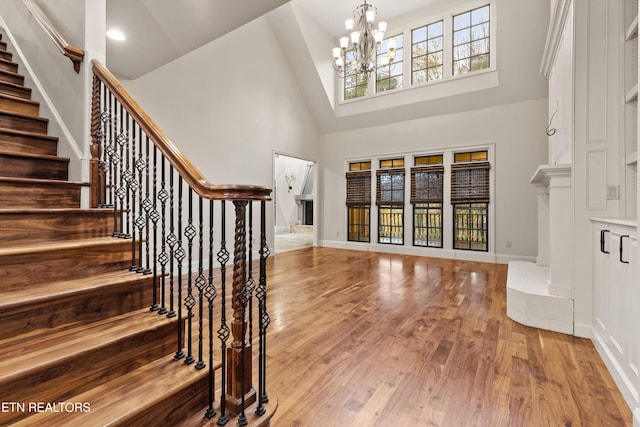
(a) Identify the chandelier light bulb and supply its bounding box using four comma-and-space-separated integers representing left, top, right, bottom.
345, 18, 354, 31
366, 9, 376, 23
387, 37, 397, 50
380, 56, 390, 66
333, 47, 342, 59
374, 30, 384, 44
340, 36, 349, 49
350, 31, 361, 44
378, 21, 387, 32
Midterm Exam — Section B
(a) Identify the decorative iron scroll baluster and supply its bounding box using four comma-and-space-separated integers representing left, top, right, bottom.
205, 199, 217, 419
184, 188, 196, 365
217, 200, 230, 426
134, 126, 146, 272
149, 148, 160, 309
122, 111, 132, 239
167, 165, 177, 319
247, 202, 255, 345
114, 104, 127, 238
256, 200, 271, 413
195, 196, 206, 370
129, 121, 138, 271
107, 92, 117, 233
174, 177, 185, 360
142, 138, 152, 275
158, 156, 169, 315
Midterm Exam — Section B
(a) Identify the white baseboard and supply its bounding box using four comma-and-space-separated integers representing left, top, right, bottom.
319, 240, 535, 264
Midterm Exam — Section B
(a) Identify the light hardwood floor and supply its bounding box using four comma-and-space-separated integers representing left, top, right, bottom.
262, 247, 631, 427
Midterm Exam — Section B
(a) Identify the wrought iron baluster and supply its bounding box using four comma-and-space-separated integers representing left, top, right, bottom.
256, 200, 271, 414
158, 156, 169, 315
205, 199, 217, 419
149, 148, 161, 310
107, 91, 117, 233
134, 125, 146, 272
184, 188, 196, 365
247, 202, 255, 345
167, 165, 177, 319
217, 200, 230, 426
129, 120, 138, 270
142, 137, 152, 275
122, 111, 132, 239
195, 196, 206, 370
114, 103, 127, 238
174, 177, 185, 361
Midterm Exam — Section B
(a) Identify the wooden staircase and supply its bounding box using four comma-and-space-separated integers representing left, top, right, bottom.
0, 33, 216, 426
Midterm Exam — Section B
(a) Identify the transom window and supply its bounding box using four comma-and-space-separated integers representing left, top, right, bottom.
412, 20, 444, 85
344, 50, 369, 100
453, 5, 490, 76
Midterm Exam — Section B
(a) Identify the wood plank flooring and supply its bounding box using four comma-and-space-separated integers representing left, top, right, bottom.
263, 247, 631, 427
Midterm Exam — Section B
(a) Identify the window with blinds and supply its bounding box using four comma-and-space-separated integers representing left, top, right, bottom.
411, 162, 444, 247
346, 163, 372, 242
377, 161, 405, 245
451, 154, 490, 251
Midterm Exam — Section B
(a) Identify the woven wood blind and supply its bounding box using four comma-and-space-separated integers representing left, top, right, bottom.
451, 162, 490, 203
410, 165, 444, 204
345, 170, 371, 206
376, 168, 405, 206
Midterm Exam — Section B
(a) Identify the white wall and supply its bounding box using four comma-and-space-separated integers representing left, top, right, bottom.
123, 16, 320, 249
319, 98, 548, 262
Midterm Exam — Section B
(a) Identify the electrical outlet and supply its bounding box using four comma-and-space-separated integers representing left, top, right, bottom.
336, 231, 340, 237
506, 240, 512, 248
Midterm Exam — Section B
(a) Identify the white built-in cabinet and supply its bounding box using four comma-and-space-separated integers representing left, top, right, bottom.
592, 219, 638, 408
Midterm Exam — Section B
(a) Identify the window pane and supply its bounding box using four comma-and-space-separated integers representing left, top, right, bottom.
428, 66, 443, 81
413, 56, 427, 72
427, 52, 442, 66
414, 203, 443, 247
472, 5, 490, 25
472, 23, 490, 40
413, 69, 427, 84
345, 87, 356, 99
379, 206, 404, 245
453, 203, 488, 251
412, 26, 427, 43
471, 54, 489, 71
428, 21, 443, 38
453, 45, 469, 61
348, 206, 370, 242
471, 38, 489, 55
453, 12, 470, 31
413, 41, 427, 57
429, 36, 443, 52
454, 29, 470, 46
453, 59, 470, 75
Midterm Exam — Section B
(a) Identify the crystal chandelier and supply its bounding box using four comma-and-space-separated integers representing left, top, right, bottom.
332, 1, 396, 76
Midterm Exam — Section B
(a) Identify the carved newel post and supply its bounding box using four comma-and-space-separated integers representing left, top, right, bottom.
226, 200, 256, 419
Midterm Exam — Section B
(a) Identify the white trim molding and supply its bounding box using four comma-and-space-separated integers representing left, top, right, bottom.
540, 0, 573, 77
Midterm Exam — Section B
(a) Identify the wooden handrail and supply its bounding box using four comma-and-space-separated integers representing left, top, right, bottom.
91, 59, 271, 201
21, 0, 84, 73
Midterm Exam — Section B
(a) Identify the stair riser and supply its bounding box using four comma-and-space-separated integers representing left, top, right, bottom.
0, 181, 81, 208
0, 154, 68, 180
0, 71, 24, 86
0, 211, 116, 245
0, 277, 154, 340
0, 320, 180, 425
0, 50, 12, 61
0, 131, 57, 156
0, 60, 18, 73
0, 112, 47, 133
118, 373, 209, 427
0, 96, 38, 115
0, 82, 30, 99
0, 241, 133, 290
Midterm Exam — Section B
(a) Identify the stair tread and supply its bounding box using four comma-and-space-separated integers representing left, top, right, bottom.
0, 309, 176, 383
0, 236, 130, 256
0, 107, 48, 122
0, 270, 150, 308
0, 92, 37, 105
0, 176, 86, 185
12, 355, 221, 427
0, 149, 69, 162
0, 126, 57, 141
0, 207, 113, 214
0, 68, 23, 80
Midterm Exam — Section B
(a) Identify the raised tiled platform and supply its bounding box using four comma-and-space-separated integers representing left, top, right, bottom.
506, 261, 573, 334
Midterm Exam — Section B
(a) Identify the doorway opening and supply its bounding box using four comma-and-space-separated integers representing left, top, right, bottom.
273, 152, 316, 253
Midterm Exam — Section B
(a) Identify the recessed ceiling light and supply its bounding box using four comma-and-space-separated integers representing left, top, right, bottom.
106, 29, 126, 41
